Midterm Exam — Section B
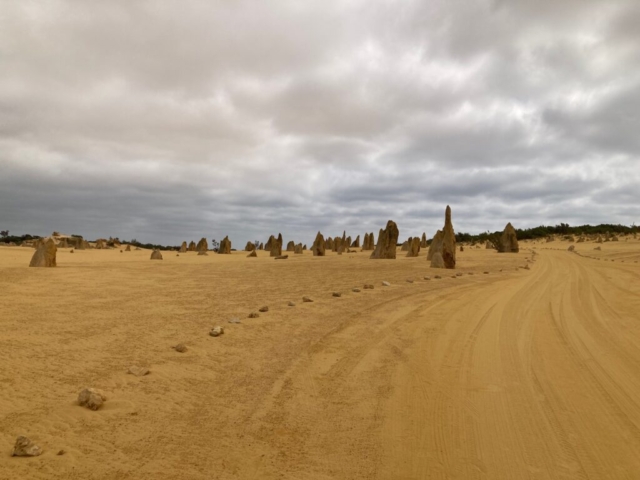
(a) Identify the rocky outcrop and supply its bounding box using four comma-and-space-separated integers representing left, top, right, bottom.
245, 241, 256, 251
351, 235, 360, 248
497, 223, 519, 253
325, 237, 334, 251
430, 251, 445, 268
179, 241, 187, 253
427, 230, 443, 261
247, 250, 257, 257
294, 243, 303, 254
370, 221, 399, 259
286, 241, 295, 252
312, 232, 325, 256
12, 436, 42, 457
420, 233, 428, 248
196, 237, 208, 252
188, 241, 196, 252
29, 238, 57, 267
406, 237, 421, 257
150, 250, 163, 260
95, 239, 107, 249
441, 206, 456, 269
270, 234, 283, 257
218, 236, 231, 254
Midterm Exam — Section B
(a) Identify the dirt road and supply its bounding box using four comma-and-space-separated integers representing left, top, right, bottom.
2, 244, 640, 479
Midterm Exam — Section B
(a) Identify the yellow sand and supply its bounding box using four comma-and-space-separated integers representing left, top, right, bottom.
1, 239, 640, 479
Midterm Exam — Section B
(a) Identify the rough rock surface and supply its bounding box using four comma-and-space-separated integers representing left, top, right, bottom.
78, 388, 107, 411
218, 236, 231, 254
286, 241, 295, 252
180, 241, 187, 253
209, 326, 224, 337
498, 223, 519, 253
29, 238, 57, 268
196, 237, 209, 252
370, 221, 399, 259
441, 205, 456, 269
430, 252, 445, 268
313, 232, 326, 257
150, 250, 163, 260
12, 436, 42, 457
406, 237, 421, 257
427, 230, 443, 261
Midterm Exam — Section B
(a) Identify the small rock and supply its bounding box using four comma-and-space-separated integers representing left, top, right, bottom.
434, 275, 442, 279
423, 276, 431, 281
288, 301, 296, 307
524, 264, 530, 270
70, 249, 74, 254
302, 296, 313, 303
248, 312, 260, 318
363, 284, 374, 289
332, 292, 342, 297
259, 306, 269, 312
172, 343, 187, 353
228, 318, 241, 324
77, 388, 107, 411
456, 273, 463, 277
382, 281, 391, 286
468, 272, 474, 275
451, 275, 457, 278
352, 288, 361, 293
57, 449, 65, 456
406, 279, 414, 283
275, 255, 289, 260
484, 271, 490, 274
127, 366, 149, 376
209, 326, 224, 337
12, 436, 42, 457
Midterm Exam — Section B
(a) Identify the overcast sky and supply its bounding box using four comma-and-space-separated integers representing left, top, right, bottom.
1, 0, 639, 246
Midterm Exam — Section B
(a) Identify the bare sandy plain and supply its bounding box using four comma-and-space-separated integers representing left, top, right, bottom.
2, 239, 640, 479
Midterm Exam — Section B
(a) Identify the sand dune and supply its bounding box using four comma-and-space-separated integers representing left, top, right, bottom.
1, 240, 640, 478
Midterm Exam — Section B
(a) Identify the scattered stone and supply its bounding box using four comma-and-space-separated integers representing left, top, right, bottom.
150, 250, 163, 260
248, 312, 260, 318
382, 281, 391, 286
77, 388, 107, 411
524, 264, 530, 270
172, 343, 187, 353
12, 436, 42, 457
456, 272, 463, 277
423, 276, 431, 280
259, 306, 269, 312
128, 366, 149, 377
29, 237, 57, 267
406, 279, 414, 283
594, 246, 601, 251
302, 296, 314, 302
370, 220, 399, 259
434, 275, 442, 279
568, 245, 575, 252
363, 284, 374, 289
197, 251, 208, 256
247, 250, 257, 257
275, 255, 289, 260
288, 301, 296, 307
209, 326, 224, 337
70, 249, 74, 253
57, 449, 65, 456
332, 292, 342, 297
228, 318, 242, 324
352, 288, 361, 293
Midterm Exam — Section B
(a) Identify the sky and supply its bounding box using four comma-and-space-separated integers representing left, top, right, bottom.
1, 0, 639, 246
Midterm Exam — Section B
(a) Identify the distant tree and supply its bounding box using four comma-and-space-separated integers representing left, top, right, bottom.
0, 230, 8, 238
211, 239, 220, 252
254, 240, 260, 250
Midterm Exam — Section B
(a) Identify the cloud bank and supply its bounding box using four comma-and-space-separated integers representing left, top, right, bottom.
1, 0, 639, 245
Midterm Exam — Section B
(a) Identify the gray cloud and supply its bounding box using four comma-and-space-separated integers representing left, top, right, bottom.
1, 0, 639, 246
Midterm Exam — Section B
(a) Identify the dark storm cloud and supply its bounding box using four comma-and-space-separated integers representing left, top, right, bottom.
1, 0, 639, 246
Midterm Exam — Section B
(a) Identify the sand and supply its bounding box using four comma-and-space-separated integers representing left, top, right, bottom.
1, 239, 640, 478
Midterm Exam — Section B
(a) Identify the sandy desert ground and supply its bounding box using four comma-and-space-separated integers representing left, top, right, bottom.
2, 239, 640, 479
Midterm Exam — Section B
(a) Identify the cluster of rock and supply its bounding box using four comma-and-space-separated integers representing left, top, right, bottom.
362, 232, 375, 251
427, 206, 456, 269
